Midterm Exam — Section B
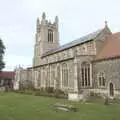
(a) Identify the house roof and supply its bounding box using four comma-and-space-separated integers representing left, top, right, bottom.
95, 32, 120, 61
0, 71, 15, 79
42, 28, 103, 57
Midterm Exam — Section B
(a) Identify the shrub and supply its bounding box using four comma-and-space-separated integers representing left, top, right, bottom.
14, 86, 67, 99
33, 88, 67, 99
34, 91, 42, 96
89, 91, 101, 97
19, 80, 34, 91
46, 87, 54, 93
54, 89, 67, 99
89, 91, 95, 96
112, 98, 120, 103
34, 91, 54, 97
14, 89, 34, 95
86, 91, 103, 102
89, 91, 101, 98
39, 87, 44, 92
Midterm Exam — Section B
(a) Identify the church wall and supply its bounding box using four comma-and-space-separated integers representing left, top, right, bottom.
93, 58, 120, 97
14, 68, 33, 89
32, 59, 75, 91
25, 39, 97, 95
41, 40, 96, 65
33, 41, 96, 92
75, 41, 96, 56
27, 68, 33, 84
19, 69, 28, 83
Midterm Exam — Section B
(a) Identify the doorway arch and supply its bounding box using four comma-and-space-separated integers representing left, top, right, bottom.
109, 83, 114, 96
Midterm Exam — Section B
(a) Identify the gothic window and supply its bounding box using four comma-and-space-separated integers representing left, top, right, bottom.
57, 66, 60, 88
45, 67, 49, 87
69, 65, 74, 88
41, 68, 45, 86
37, 70, 41, 87
48, 29, 53, 43
97, 72, 105, 86
62, 63, 68, 87
81, 62, 91, 87
50, 66, 55, 86
35, 71, 38, 86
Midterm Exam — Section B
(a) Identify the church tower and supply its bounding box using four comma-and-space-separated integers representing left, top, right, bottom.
33, 12, 59, 66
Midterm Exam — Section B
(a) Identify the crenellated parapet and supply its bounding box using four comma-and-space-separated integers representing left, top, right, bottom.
36, 12, 59, 34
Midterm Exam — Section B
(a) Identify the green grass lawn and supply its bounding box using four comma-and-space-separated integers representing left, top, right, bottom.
0, 93, 120, 120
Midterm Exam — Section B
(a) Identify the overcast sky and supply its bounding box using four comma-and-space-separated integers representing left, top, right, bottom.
0, 0, 120, 71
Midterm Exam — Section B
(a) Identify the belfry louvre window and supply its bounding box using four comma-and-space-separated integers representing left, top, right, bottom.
97, 72, 105, 86
48, 29, 53, 43
81, 62, 91, 87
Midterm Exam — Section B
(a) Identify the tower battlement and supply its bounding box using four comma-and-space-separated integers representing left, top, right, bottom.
36, 12, 58, 34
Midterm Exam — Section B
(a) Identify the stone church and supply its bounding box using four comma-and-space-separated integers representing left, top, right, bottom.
15, 12, 120, 100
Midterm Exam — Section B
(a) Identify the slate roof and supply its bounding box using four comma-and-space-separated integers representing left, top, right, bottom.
42, 28, 103, 57
95, 32, 120, 60
0, 71, 15, 79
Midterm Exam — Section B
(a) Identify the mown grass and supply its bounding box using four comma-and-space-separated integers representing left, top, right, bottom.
0, 93, 119, 120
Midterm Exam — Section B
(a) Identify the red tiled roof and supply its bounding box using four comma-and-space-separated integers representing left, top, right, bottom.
0, 71, 15, 79
96, 32, 120, 60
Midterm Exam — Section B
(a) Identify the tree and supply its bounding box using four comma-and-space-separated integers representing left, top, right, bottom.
0, 38, 5, 71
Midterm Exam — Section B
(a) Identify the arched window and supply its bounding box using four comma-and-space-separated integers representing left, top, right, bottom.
81, 62, 91, 87
57, 66, 60, 88
109, 83, 114, 96
41, 68, 45, 87
97, 72, 105, 86
37, 70, 41, 87
62, 63, 68, 88
51, 31, 53, 42
34, 71, 39, 87
48, 29, 53, 43
50, 66, 55, 86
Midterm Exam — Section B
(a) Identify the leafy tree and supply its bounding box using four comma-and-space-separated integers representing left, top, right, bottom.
0, 38, 5, 71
